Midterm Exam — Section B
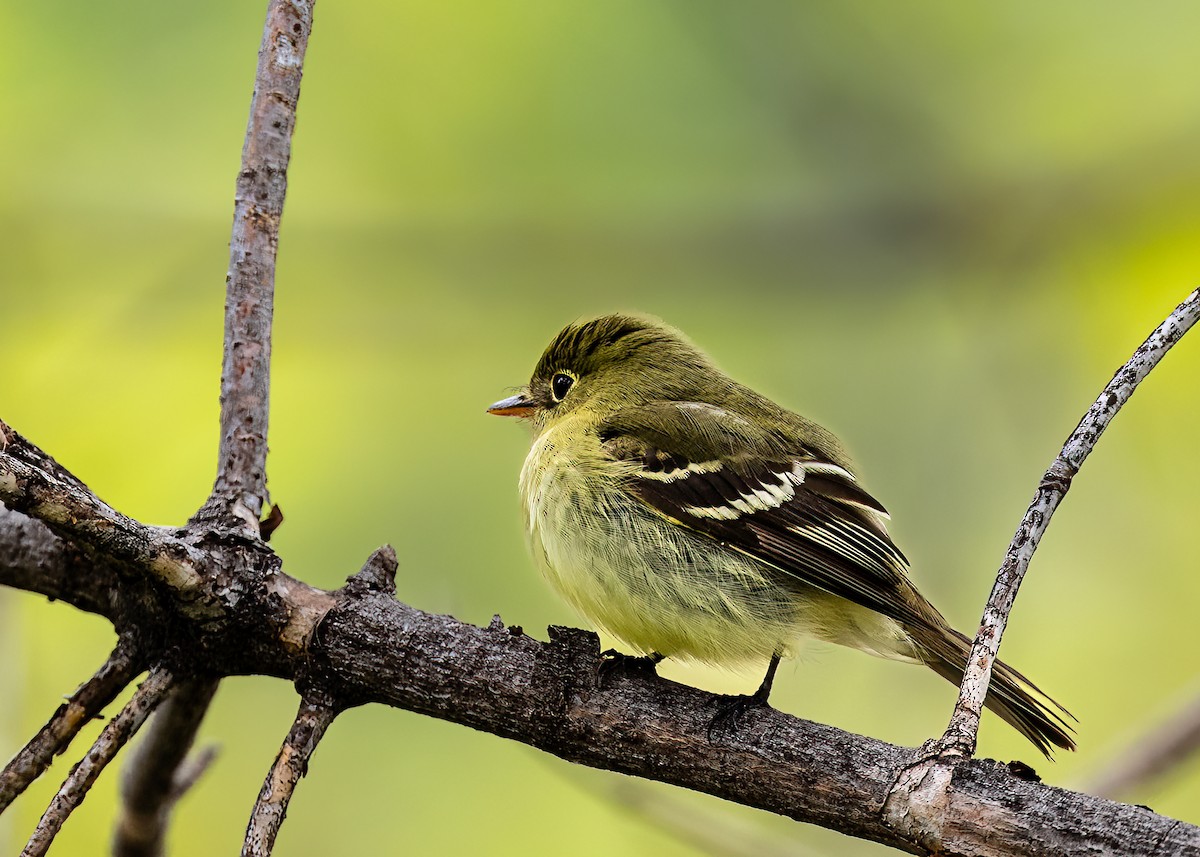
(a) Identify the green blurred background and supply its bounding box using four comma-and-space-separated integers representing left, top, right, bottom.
3, 1, 1200, 854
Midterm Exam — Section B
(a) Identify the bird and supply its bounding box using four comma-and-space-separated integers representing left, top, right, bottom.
488, 313, 1074, 756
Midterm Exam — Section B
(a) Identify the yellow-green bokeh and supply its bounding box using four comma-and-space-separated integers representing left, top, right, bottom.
3, 2, 1200, 855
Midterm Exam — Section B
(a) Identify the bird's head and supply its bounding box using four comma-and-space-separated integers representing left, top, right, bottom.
487, 314, 721, 429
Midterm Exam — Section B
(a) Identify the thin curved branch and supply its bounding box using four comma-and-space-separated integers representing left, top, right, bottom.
205, 0, 315, 529
946, 287, 1200, 754
1085, 686, 1200, 800
242, 696, 338, 857
602, 780, 826, 857
113, 678, 220, 857
168, 745, 220, 802
21, 668, 174, 857
0, 644, 140, 812
881, 289, 1200, 846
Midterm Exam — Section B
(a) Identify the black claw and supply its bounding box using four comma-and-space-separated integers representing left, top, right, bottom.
707, 653, 780, 740
597, 650, 664, 688
707, 688, 772, 739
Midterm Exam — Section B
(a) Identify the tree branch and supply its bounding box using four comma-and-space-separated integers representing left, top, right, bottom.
113, 678, 220, 857
0, 644, 140, 813
880, 288, 1200, 847
1086, 686, 1200, 800
20, 668, 174, 857
944, 288, 1200, 757
205, 0, 315, 530
0, 425, 207, 601
167, 745, 220, 803
241, 696, 338, 857
309, 599, 1200, 857
0, 423, 333, 663
602, 780, 826, 857
93, 3, 316, 838
0, 504, 122, 620
4, 417, 1200, 854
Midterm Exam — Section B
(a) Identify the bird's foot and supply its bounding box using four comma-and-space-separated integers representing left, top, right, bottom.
596, 649, 663, 688
707, 687, 772, 739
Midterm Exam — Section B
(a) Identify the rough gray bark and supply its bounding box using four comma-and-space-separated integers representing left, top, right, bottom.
1, 428, 1199, 854
242, 696, 337, 857
205, 0, 314, 531
20, 670, 175, 857
0, 644, 139, 814
0, 507, 125, 619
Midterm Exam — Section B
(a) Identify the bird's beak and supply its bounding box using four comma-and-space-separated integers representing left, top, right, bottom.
487, 392, 536, 418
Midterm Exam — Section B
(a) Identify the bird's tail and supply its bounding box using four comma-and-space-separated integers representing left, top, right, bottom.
910, 623, 1076, 757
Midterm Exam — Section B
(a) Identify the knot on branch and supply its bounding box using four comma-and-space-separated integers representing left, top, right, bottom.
881, 740, 958, 853
540, 626, 605, 706
487, 614, 524, 637
343, 545, 398, 597
1041, 458, 1078, 494
546, 626, 602, 674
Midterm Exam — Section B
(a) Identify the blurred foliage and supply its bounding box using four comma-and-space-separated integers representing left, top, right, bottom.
2, 1, 1200, 855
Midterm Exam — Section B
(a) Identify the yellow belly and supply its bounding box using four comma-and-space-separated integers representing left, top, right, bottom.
518, 421, 913, 666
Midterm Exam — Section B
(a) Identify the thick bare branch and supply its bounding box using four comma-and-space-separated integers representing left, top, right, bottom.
0, 505, 121, 620
113, 678, 220, 857
242, 696, 337, 857
21, 668, 174, 857
4, 418, 1198, 855
0, 427, 207, 600
310, 597, 1200, 857
0, 644, 140, 813
206, 0, 315, 529
0, 419, 333, 670
946, 288, 1200, 755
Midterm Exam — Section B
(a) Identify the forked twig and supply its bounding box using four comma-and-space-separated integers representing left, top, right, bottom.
0, 644, 140, 814
113, 678, 220, 857
168, 745, 221, 803
21, 668, 174, 857
241, 697, 338, 857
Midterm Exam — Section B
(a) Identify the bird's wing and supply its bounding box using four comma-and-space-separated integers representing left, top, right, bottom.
598, 402, 925, 628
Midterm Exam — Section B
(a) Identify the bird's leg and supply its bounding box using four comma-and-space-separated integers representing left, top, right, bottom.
752, 651, 781, 702
597, 649, 664, 688
708, 652, 781, 738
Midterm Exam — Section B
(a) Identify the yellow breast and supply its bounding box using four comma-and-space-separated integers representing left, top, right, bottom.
517, 418, 804, 664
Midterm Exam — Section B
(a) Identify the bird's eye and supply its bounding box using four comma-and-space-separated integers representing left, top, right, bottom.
550, 372, 575, 402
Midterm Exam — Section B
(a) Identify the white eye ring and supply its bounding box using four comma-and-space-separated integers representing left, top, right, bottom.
550, 372, 576, 402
